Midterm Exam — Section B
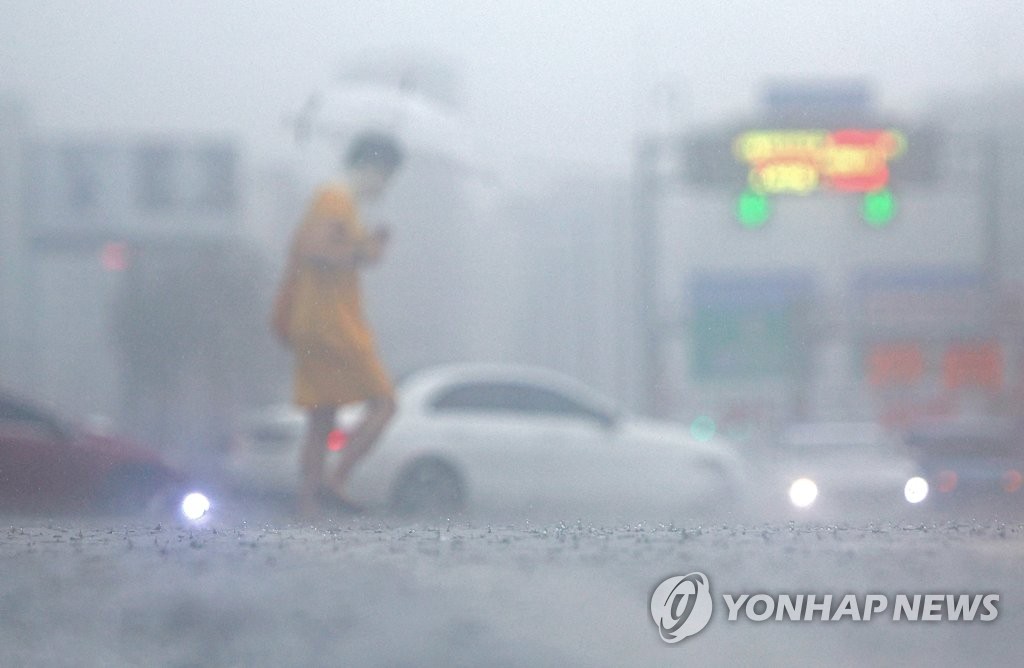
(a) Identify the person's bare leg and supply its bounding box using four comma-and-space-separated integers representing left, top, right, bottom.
298, 406, 335, 518
329, 396, 396, 498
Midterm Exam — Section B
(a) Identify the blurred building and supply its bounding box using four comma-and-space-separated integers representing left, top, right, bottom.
631, 82, 1024, 437
0, 103, 276, 465
367, 150, 512, 374
377, 154, 628, 402
244, 163, 304, 257
496, 167, 629, 399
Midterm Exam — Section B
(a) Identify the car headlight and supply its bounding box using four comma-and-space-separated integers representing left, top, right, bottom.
904, 477, 928, 504
181, 492, 212, 521
788, 478, 818, 508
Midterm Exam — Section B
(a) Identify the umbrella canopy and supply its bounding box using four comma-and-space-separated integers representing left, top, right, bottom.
290, 82, 477, 168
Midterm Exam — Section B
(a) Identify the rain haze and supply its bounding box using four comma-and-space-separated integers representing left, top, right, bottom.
4, 1, 1024, 168
2, 1, 1024, 666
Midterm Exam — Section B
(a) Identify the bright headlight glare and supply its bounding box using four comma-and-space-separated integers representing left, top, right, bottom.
181, 492, 211, 521
788, 478, 818, 508
904, 477, 929, 504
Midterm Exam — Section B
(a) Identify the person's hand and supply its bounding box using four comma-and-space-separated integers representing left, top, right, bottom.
356, 225, 390, 265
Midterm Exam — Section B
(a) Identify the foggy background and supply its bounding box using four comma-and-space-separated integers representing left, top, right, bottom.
3, 0, 1024, 468
3, 1, 1023, 170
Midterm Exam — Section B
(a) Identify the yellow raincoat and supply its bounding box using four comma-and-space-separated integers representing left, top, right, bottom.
271, 183, 393, 407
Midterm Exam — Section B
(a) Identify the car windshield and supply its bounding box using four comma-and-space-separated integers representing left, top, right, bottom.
3, 3, 1022, 666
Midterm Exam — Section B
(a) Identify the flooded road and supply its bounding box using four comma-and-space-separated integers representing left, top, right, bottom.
1, 508, 1020, 667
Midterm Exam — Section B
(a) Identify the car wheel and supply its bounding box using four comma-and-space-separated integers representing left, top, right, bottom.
391, 457, 465, 516
98, 466, 173, 515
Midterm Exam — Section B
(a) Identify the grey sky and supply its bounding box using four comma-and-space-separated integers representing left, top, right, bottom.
2, 1, 1022, 174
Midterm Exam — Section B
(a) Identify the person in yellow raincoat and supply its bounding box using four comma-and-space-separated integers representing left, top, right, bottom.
272, 132, 403, 517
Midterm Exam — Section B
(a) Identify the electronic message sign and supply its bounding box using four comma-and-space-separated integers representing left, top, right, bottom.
682, 125, 939, 229
733, 129, 905, 195
733, 128, 904, 228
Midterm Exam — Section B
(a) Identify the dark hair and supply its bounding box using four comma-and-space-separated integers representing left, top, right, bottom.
344, 131, 404, 172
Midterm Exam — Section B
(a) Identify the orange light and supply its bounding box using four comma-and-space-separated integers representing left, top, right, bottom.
1003, 470, 1022, 494
937, 470, 958, 494
326, 428, 347, 452
943, 343, 1003, 391
825, 130, 899, 193
867, 343, 924, 387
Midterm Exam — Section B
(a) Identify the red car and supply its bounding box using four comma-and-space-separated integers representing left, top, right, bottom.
0, 390, 199, 516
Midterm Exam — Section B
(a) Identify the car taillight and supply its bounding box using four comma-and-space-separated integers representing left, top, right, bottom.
1003, 470, 1022, 494
327, 428, 347, 452
936, 470, 958, 494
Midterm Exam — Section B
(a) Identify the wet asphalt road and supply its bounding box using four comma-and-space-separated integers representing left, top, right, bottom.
0, 498, 1021, 667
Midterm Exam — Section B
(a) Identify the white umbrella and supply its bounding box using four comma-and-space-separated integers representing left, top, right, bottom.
289, 82, 478, 169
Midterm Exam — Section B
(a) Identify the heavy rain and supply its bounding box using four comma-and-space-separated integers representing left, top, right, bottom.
2, 1, 1023, 665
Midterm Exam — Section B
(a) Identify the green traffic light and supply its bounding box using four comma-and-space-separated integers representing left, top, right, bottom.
863, 189, 895, 228
737, 191, 769, 228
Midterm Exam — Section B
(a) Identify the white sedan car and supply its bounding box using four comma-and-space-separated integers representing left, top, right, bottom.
773, 422, 930, 516
226, 364, 746, 520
